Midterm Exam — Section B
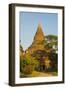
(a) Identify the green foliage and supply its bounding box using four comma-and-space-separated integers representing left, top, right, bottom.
45, 35, 57, 40
23, 64, 33, 74
20, 53, 39, 75
44, 35, 58, 50
45, 43, 52, 49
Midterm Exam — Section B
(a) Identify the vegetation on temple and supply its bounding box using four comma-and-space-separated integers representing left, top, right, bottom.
20, 23, 58, 77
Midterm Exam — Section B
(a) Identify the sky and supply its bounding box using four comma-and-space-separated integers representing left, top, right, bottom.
19, 12, 58, 51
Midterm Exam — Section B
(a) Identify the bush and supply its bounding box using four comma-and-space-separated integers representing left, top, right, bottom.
23, 64, 33, 74
20, 53, 37, 75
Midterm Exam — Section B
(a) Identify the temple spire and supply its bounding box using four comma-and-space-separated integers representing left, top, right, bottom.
26, 23, 45, 54
34, 23, 45, 41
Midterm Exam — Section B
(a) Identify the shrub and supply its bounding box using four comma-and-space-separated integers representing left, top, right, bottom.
20, 53, 37, 75
23, 64, 33, 74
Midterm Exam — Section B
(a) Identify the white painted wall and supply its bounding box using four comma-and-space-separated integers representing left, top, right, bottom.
0, 0, 66, 90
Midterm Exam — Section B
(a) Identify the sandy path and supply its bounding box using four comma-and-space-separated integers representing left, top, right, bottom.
30, 71, 54, 77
